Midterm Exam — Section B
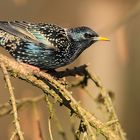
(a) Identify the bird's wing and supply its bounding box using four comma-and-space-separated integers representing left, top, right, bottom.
0, 21, 58, 50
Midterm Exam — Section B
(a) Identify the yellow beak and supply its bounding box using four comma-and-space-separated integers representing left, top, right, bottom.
93, 37, 110, 41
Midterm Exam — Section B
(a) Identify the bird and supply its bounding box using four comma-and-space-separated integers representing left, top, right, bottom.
0, 21, 109, 70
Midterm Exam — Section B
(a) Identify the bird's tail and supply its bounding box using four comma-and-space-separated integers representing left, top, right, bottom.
0, 30, 6, 47
0, 30, 17, 55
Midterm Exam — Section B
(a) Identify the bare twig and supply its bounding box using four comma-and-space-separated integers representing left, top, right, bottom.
10, 130, 17, 140
0, 62, 24, 140
0, 95, 44, 117
48, 118, 54, 140
45, 96, 54, 119
45, 95, 68, 140
45, 96, 54, 140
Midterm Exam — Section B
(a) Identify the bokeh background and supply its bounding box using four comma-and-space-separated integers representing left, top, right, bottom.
0, 0, 140, 139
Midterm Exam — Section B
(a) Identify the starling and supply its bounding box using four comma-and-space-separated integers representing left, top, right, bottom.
0, 21, 109, 70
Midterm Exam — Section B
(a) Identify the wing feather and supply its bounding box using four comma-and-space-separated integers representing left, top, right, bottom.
0, 21, 57, 50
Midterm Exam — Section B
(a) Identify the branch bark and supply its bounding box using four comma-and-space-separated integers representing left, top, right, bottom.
0, 61, 24, 140
0, 53, 125, 140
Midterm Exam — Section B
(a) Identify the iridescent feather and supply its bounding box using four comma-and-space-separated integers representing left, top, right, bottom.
0, 21, 101, 69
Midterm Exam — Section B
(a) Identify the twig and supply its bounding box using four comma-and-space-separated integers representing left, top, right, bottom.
45, 96, 54, 119
106, 119, 119, 126
48, 118, 54, 140
10, 130, 17, 140
45, 95, 68, 140
0, 95, 44, 117
82, 132, 88, 140
87, 71, 126, 140
0, 62, 24, 140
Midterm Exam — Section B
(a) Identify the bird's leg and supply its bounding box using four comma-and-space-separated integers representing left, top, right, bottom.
20, 62, 40, 73
47, 65, 88, 78
47, 69, 58, 75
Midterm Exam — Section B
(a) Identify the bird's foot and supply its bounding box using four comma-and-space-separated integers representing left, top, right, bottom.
47, 65, 88, 78
20, 62, 40, 74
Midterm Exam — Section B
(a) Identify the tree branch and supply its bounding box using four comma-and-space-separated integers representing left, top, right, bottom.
0, 53, 125, 140
0, 61, 24, 140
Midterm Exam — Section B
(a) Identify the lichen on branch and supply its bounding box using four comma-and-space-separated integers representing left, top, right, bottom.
0, 53, 126, 140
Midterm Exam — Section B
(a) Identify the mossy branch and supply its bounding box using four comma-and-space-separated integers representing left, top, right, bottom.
0, 53, 126, 140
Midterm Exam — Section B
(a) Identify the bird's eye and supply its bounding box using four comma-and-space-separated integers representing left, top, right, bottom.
84, 33, 93, 38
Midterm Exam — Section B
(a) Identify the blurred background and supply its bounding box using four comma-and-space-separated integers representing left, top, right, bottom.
0, 0, 140, 139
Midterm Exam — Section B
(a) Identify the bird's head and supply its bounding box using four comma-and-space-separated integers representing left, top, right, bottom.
67, 26, 109, 50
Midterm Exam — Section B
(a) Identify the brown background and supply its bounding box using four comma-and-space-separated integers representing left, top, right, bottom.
0, 0, 140, 139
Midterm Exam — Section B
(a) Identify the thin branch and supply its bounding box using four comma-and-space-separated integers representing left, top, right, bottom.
82, 132, 88, 140
45, 95, 68, 140
0, 62, 24, 140
10, 130, 17, 140
45, 96, 54, 119
87, 71, 126, 140
0, 95, 44, 117
45, 96, 55, 140
48, 118, 54, 140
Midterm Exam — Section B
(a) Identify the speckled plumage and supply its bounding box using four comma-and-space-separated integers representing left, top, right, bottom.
0, 21, 100, 70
